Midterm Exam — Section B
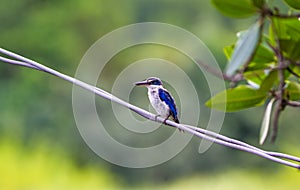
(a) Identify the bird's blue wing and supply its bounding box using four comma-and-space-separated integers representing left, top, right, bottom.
158, 88, 178, 121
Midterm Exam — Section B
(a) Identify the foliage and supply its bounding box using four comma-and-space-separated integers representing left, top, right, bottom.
146, 168, 300, 190
207, 0, 300, 144
2, 138, 299, 190
1, 0, 256, 184
0, 138, 120, 190
1, 0, 300, 188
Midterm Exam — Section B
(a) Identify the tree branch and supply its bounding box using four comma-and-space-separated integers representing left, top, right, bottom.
266, 19, 286, 143
197, 60, 243, 87
270, 12, 300, 19
264, 7, 300, 19
1, 47, 300, 169
285, 100, 300, 107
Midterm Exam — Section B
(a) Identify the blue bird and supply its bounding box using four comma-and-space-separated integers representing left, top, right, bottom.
135, 77, 180, 125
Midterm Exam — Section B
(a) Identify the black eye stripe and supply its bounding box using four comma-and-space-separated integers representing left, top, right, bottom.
151, 80, 161, 85
145, 77, 162, 85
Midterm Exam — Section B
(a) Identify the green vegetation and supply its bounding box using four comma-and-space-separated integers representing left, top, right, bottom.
1, 0, 299, 189
207, 0, 300, 143
154, 168, 300, 190
0, 138, 120, 190
1, 138, 299, 190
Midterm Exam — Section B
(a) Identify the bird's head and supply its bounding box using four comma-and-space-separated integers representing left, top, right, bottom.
135, 77, 163, 87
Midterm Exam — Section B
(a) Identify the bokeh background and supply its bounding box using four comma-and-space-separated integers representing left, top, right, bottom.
0, 0, 299, 189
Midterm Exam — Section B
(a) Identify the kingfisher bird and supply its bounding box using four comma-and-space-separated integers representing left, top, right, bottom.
135, 77, 180, 125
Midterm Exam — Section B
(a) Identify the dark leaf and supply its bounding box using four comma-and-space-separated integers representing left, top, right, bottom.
286, 81, 300, 101
252, 0, 265, 9
284, 0, 300, 10
211, 0, 257, 18
258, 70, 278, 93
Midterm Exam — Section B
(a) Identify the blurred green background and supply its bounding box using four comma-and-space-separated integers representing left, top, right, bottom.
0, 0, 299, 189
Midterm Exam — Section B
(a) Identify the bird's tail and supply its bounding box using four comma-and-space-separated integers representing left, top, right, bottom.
174, 117, 179, 124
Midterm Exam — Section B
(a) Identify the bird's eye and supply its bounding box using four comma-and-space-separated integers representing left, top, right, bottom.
152, 80, 160, 85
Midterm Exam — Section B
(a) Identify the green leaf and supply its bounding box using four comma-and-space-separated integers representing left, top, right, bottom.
211, 0, 257, 18
226, 44, 275, 72
268, 25, 276, 47
285, 21, 300, 41
289, 41, 300, 61
258, 70, 278, 93
206, 85, 267, 112
247, 62, 274, 71
289, 65, 300, 78
259, 98, 276, 145
244, 70, 266, 89
284, 0, 300, 10
279, 39, 300, 61
223, 45, 234, 60
272, 17, 300, 61
244, 70, 278, 90
252, 0, 265, 8
251, 44, 275, 64
286, 81, 300, 101
271, 17, 290, 40
225, 21, 262, 76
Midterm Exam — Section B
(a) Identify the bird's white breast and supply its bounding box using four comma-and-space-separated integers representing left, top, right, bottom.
147, 86, 170, 118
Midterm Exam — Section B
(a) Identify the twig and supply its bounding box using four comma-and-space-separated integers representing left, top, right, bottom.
263, 6, 300, 19
274, 56, 285, 143
197, 60, 243, 83
285, 100, 300, 107
290, 61, 300, 67
267, 17, 286, 143
270, 12, 300, 19
287, 67, 300, 78
271, 101, 282, 143
1, 47, 300, 169
271, 48, 285, 143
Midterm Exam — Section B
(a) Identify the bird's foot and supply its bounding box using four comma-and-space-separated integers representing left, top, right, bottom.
162, 117, 169, 124
155, 115, 183, 132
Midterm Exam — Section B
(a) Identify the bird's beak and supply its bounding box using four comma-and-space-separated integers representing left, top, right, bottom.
135, 80, 149, 86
